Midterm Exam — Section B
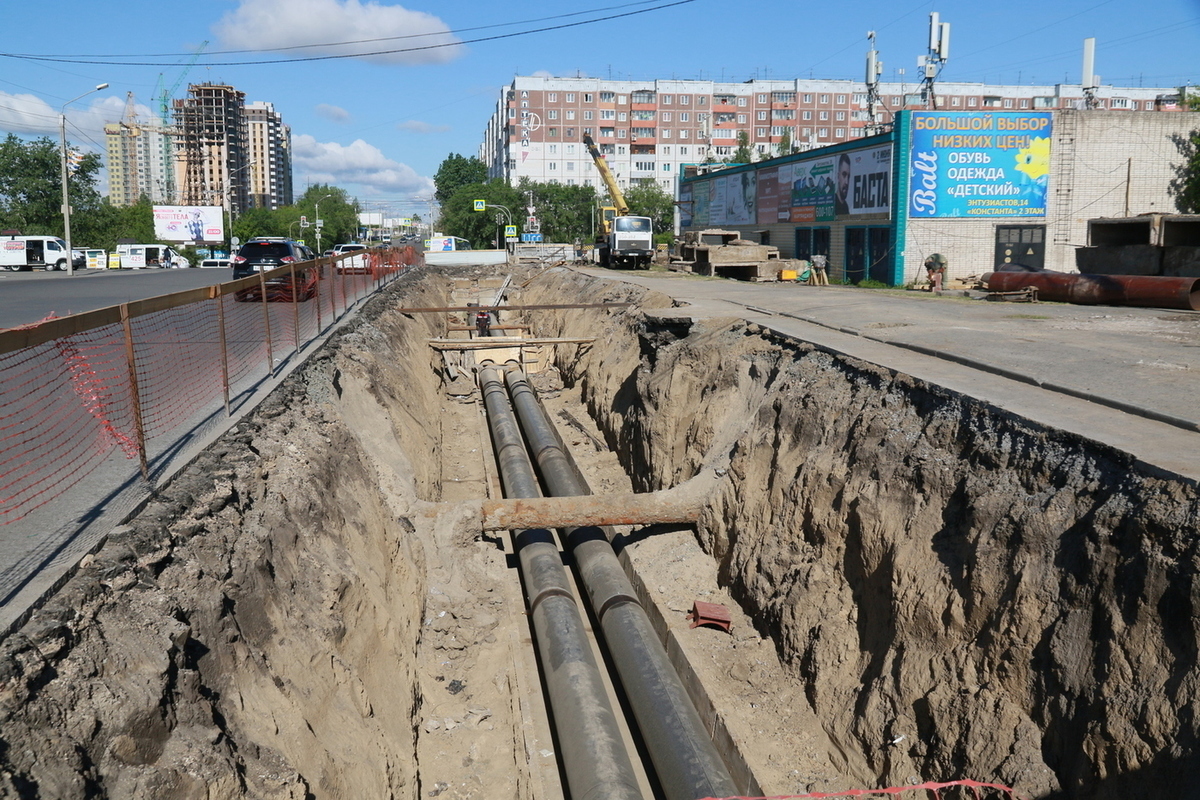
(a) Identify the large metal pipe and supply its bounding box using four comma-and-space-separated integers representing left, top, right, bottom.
477, 366, 643, 800
984, 271, 1200, 310
503, 366, 739, 800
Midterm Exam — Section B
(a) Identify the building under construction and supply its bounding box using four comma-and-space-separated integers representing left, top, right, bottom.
174, 83, 251, 218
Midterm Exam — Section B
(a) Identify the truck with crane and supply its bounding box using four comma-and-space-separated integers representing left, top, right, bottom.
582, 135, 654, 269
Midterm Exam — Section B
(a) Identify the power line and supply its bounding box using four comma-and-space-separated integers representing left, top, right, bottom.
0, 1, 697, 68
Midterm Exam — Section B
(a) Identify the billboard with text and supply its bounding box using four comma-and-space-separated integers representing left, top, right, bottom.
153, 206, 224, 243
908, 111, 1052, 218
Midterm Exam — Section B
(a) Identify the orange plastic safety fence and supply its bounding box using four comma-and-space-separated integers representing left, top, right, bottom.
0, 325, 136, 520
705, 779, 1028, 800
0, 247, 419, 524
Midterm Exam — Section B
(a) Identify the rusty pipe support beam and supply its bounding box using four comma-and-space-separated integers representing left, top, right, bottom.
984, 271, 1200, 310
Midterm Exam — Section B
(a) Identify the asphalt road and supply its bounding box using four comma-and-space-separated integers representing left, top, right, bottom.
0, 266, 233, 329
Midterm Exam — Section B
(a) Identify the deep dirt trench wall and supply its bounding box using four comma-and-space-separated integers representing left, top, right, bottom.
0, 270, 466, 798
524, 268, 1200, 799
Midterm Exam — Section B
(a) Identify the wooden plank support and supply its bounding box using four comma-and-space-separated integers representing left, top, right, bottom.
477, 489, 703, 531
396, 302, 634, 314
428, 337, 595, 350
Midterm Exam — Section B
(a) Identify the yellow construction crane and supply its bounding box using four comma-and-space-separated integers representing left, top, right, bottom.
582, 135, 654, 269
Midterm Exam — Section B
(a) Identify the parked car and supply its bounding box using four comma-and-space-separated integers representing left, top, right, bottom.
71, 250, 86, 270
232, 238, 318, 301
331, 242, 371, 275
200, 257, 232, 269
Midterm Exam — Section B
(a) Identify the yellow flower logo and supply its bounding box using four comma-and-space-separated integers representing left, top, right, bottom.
1014, 137, 1051, 180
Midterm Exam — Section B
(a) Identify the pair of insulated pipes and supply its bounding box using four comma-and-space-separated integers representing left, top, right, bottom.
478, 363, 738, 800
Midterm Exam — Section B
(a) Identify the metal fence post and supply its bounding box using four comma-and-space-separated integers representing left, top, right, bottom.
259, 271, 275, 376
211, 286, 231, 416
289, 262, 300, 351
119, 304, 150, 480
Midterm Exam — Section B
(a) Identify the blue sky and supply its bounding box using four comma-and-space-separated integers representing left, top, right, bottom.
1, 0, 1196, 219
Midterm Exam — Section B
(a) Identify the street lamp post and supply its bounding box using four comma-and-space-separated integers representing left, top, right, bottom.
314, 194, 333, 253
60, 82, 108, 277
223, 159, 256, 255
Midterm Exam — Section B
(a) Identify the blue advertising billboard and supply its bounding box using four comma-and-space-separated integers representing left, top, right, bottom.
908, 111, 1052, 218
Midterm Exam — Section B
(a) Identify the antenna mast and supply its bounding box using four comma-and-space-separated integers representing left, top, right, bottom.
865, 31, 887, 135
1082, 37, 1100, 109
919, 12, 950, 109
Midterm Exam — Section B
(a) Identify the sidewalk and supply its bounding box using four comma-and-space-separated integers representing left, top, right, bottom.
576, 267, 1200, 483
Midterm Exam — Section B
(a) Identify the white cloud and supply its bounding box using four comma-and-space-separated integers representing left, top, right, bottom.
0, 92, 127, 149
291, 133, 434, 196
316, 104, 351, 122
396, 120, 450, 134
214, 0, 463, 66
531, 70, 554, 79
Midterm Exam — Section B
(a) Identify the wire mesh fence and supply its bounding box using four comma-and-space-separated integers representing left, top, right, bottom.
0, 247, 417, 526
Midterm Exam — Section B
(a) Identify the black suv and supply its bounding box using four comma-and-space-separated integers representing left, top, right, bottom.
232, 238, 319, 302
232, 238, 312, 278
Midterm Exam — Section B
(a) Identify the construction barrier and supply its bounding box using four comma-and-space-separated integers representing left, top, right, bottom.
707, 780, 1028, 799
0, 247, 418, 525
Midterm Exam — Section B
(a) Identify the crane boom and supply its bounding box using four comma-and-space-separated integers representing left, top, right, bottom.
582, 135, 629, 216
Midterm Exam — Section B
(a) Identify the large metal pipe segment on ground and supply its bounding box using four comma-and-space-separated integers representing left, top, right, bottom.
984, 271, 1200, 310
502, 365, 740, 800
477, 365, 643, 800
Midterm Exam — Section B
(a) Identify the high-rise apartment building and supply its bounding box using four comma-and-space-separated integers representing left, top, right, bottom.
481, 76, 1185, 197
103, 121, 175, 206
245, 101, 294, 210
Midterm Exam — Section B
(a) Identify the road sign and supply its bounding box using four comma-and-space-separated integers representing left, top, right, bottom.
505, 225, 517, 237
521, 233, 543, 243
473, 199, 486, 212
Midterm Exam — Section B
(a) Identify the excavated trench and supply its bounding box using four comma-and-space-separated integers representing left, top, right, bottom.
0, 264, 1197, 799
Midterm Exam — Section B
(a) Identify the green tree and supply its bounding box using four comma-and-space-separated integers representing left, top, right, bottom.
441, 179, 521, 248
434, 154, 488, 205
1171, 95, 1200, 213
732, 131, 753, 165
623, 182, 675, 240
0, 134, 102, 236
516, 178, 597, 244
778, 129, 793, 156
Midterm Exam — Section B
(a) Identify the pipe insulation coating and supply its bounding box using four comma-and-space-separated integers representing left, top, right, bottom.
503, 366, 740, 800
478, 366, 643, 800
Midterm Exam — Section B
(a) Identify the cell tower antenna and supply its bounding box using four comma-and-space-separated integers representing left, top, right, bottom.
1082, 37, 1100, 109
865, 31, 888, 135
918, 12, 950, 109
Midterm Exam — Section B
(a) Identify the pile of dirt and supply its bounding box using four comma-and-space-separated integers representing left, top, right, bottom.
523, 266, 1200, 799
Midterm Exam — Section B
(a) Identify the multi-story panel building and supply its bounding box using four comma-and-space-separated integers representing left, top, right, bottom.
245, 101, 294, 210
480, 76, 1186, 199
104, 122, 174, 206
174, 83, 251, 218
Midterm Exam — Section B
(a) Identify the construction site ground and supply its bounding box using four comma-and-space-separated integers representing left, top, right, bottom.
0, 262, 1197, 800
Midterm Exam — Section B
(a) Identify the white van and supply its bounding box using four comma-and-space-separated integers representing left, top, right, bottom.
115, 244, 190, 269
0, 235, 70, 271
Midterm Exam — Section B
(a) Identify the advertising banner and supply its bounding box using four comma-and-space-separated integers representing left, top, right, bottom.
756, 167, 780, 226
153, 206, 224, 242
708, 177, 728, 226
840, 144, 892, 216
908, 111, 1052, 218
724, 171, 756, 226
692, 179, 711, 227
679, 183, 693, 228
789, 157, 835, 222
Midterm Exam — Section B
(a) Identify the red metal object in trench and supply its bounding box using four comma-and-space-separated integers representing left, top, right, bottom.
983, 271, 1200, 311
